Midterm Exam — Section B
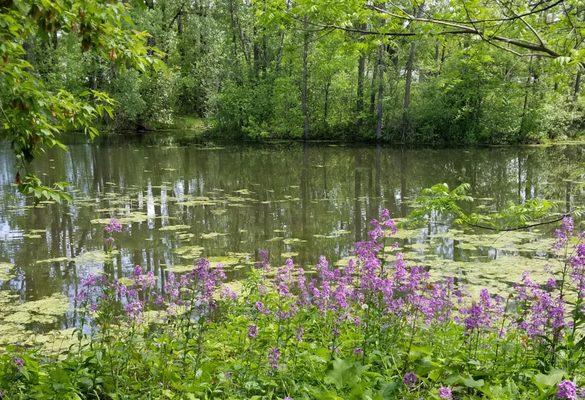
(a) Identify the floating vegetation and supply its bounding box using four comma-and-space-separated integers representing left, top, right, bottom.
1, 293, 69, 326
332, 229, 351, 236
393, 228, 425, 240
201, 232, 227, 239
454, 242, 478, 251
281, 252, 299, 258
91, 211, 148, 225
159, 224, 191, 232
74, 250, 118, 264
226, 252, 253, 265
283, 238, 306, 245
406, 242, 429, 251
0, 262, 14, 281
174, 245, 204, 260
170, 264, 195, 273
314, 229, 352, 239
35, 328, 82, 356
208, 256, 240, 266
225, 196, 248, 203
0, 322, 29, 346
35, 257, 69, 265
234, 189, 252, 195
334, 257, 352, 267
178, 233, 195, 241
227, 203, 250, 208
175, 198, 217, 206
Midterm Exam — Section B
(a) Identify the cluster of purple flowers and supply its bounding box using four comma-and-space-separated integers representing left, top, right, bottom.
557, 380, 578, 400
570, 243, 585, 299
553, 217, 574, 251
13, 357, 24, 369
402, 371, 417, 388
249, 209, 483, 337
514, 271, 567, 338
438, 386, 453, 399
73, 209, 584, 396
104, 218, 122, 234
247, 324, 258, 339
461, 288, 503, 332
268, 347, 280, 370
77, 258, 227, 325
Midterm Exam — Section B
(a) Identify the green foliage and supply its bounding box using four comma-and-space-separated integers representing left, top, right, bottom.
408, 183, 473, 223
0, 0, 155, 202
408, 183, 570, 231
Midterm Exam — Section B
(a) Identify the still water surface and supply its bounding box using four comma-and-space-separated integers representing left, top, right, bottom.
0, 140, 583, 337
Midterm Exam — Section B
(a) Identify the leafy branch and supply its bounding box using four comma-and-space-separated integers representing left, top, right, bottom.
407, 183, 581, 231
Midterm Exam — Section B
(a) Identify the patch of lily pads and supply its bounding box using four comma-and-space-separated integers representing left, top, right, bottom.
159, 224, 191, 232
0, 262, 14, 281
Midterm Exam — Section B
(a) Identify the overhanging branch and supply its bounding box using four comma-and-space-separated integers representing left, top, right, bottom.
367, 4, 561, 58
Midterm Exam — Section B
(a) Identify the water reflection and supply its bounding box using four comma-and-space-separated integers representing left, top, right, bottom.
0, 142, 583, 308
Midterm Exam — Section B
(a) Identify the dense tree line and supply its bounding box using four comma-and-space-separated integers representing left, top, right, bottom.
1, 0, 584, 154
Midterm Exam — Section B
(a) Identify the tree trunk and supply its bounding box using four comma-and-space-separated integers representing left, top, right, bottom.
253, 26, 261, 78
401, 40, 416, 142
301, 17, 310, 140
357, 52, 366, 123
401, 7, 424, 142
520, 57, 534, 136
369, 53, 379, 116
573, 67, 582, 105
228, 0, 239, 59
323, 80, 331, 125
375, 45, 384, 141
145, 0, 156, 51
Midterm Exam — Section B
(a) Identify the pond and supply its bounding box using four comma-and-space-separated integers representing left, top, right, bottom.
0, 139, 583, 346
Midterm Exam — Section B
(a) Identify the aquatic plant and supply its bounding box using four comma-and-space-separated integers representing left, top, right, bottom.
0, 211, 583, 399
103, 218, 122, 253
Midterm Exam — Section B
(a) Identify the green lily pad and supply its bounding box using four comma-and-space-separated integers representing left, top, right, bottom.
159, 224, 190, 232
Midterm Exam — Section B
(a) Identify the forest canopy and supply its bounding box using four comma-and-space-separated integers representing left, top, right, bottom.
0, 0, 584, 156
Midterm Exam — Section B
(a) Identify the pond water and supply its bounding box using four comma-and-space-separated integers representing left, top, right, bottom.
0, 139, 583, 345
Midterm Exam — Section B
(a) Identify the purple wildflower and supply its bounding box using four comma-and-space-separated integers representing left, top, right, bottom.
256, 249, 270, 270
554, 217, 574, 251
125, 299, 143, 321
403, 371, 417, 388
438, 386, 453, 399
571, 243, 585, 298
461, 288, 498, 332
268, 347, 280, 370
557, 380, 577, 400
247, 324, 258, 339
275, 258, 295, 297
13, 357, 24, 369
221, 286, 237, 301
133, 265, 142, 277
295, 326, 304, 342
104, 218, 122, 233
255, 301, 269, 315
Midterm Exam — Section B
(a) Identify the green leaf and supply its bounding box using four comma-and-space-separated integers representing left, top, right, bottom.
533, 369, 565, 390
